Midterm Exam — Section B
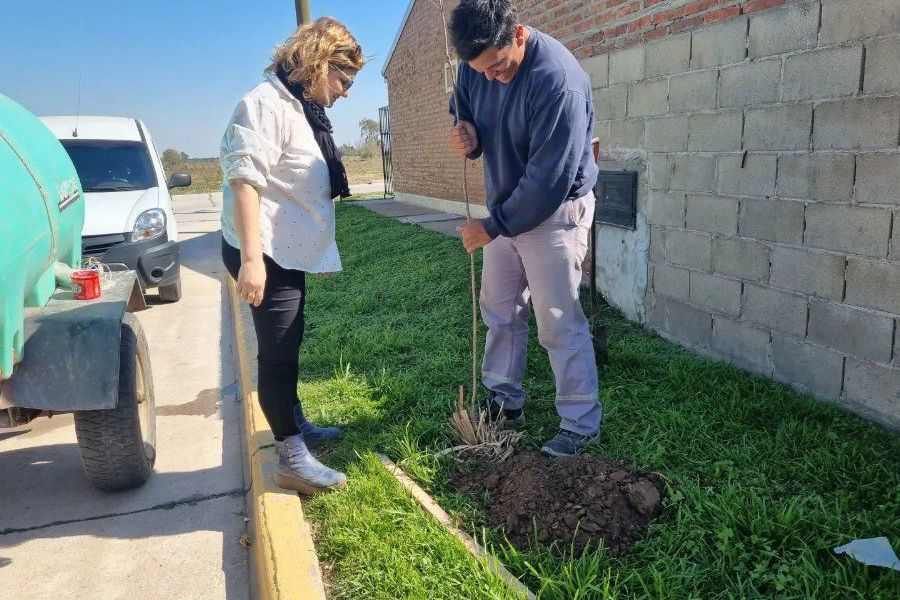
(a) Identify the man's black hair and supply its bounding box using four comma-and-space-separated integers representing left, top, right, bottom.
449, 0, 519, 62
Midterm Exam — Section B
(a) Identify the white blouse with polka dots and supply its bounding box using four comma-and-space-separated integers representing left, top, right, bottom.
219, 73, 341, 274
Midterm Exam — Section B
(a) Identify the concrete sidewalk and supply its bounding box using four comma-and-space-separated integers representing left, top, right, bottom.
177, 192, 327, 600
0, 193, 250, 600
359, 198, 469, 238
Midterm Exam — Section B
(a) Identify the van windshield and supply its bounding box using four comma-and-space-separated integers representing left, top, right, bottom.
61, 140, 158, 192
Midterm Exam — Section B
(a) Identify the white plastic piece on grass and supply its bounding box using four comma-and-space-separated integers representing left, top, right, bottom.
833, 537, 900, 571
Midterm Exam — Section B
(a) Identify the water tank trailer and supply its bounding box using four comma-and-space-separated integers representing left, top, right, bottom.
0, 94, 157, 491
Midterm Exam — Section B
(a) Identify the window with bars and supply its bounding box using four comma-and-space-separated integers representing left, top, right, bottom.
594, 170, 638, 230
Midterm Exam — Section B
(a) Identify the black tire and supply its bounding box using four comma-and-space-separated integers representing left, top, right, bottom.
158, 276, 182, 303
74, 312, 157, 491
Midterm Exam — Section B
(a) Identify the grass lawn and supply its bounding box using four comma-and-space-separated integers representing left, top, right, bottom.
298, 205, 899, 600
166, 155, 385, 196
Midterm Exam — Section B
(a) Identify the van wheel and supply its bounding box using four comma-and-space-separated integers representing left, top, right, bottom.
74, 312, 156, 491
158, 276, 182, 303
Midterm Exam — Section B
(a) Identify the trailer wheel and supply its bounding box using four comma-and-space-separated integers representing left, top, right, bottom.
74, 312, 156, 491
158, 276, 182, 303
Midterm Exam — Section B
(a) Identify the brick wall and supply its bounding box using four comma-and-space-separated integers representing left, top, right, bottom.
384, 0, 486, 207
519, 0, 798, 57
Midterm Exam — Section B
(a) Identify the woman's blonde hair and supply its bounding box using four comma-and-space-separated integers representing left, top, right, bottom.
268, 17, 364, 100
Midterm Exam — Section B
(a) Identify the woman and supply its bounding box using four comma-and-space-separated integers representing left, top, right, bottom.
219, 17, 364, 495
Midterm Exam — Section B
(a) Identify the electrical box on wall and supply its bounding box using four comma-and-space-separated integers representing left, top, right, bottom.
594, 170, 638, 230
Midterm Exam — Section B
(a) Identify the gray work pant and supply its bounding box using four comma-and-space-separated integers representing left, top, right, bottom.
480, 192, 602, 436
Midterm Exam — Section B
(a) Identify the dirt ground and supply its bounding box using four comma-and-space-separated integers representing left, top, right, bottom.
342, 155, 384, 184
165, 155, 384, 195
452, 450, 664, 556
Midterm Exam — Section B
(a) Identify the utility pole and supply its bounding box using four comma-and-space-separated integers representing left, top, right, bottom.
295, 0, 311, 25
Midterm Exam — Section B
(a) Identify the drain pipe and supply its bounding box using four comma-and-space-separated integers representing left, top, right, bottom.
294, 0, 311, 25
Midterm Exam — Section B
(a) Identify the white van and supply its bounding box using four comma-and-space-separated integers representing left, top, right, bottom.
41, 116, 190, 301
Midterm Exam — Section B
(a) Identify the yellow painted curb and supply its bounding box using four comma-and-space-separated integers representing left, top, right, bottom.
226, 276, 327, 600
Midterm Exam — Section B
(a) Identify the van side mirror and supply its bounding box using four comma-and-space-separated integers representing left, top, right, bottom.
168, 172, 192, 189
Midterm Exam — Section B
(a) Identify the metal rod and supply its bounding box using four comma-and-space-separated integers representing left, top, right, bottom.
434, 0, 478, 408
590, 217, 597, 330
294, 0, 311, 25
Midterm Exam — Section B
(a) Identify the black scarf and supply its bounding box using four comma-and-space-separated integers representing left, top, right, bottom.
276, 65, 351, 199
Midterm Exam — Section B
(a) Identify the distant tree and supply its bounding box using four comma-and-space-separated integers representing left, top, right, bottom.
359, 118, 380, 145
162, 148, 186, 167
356, 141, 379, 160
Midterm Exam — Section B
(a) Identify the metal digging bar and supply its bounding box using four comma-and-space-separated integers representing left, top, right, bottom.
588, 140, 608, 366
589, 210, 608, 366
433, 0, 477, 408
432, 0, 523, 462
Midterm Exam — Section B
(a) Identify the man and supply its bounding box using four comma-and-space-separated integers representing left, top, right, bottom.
448, 0, 602, 457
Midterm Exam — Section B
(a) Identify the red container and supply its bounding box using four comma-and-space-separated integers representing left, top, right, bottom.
72, 270, 102, 300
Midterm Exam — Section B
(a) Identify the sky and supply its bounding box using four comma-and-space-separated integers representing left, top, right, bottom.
0, 0, 409, 158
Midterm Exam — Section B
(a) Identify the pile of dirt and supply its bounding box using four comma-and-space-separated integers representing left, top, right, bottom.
451, 450, 664, 556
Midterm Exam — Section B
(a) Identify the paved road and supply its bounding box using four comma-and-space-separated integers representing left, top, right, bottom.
0, 194, 250, 600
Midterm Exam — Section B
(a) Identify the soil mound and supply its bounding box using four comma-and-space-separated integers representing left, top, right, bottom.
452, 450, 664, 556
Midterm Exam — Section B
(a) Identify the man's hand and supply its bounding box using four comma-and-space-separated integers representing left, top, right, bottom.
237, 257, 266, 307
456, 219, 492, 253
450, 121, 478, 159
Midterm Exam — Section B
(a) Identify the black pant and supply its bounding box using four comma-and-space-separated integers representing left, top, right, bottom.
222, 238, 304, 439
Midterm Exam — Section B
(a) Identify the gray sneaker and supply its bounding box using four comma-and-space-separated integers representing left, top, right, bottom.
275, 434, 347, 495
540, 429, 599, 457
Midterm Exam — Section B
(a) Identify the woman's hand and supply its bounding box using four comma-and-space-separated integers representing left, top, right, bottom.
229, 179, 266, 306
237, 258, 266, 307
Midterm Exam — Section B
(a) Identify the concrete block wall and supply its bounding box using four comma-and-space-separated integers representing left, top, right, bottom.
384, 0, 899, 428
579, 0, 899, 428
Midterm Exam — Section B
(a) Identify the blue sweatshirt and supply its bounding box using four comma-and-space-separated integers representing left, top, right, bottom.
451, 28, 599, 239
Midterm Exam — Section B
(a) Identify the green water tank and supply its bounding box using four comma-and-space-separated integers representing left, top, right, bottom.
0, 93, 84, 379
